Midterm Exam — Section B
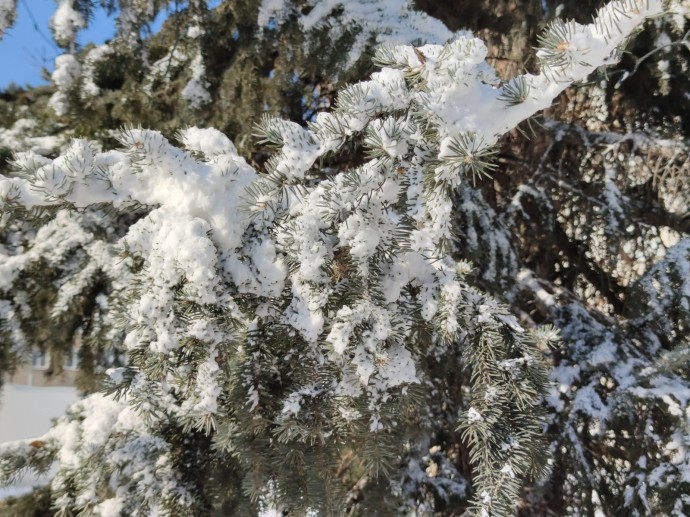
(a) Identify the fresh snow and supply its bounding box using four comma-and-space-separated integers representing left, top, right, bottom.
0, 0, 679, 514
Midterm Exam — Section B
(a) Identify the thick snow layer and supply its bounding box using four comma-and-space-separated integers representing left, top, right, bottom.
81, 44, 114, 98
182, 51, 212, 108
51, 0, 85, 47
0, 119, 64, 156
49, 53, 81, 116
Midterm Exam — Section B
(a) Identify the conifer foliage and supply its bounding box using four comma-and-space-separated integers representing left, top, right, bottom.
0, 0, 689, 516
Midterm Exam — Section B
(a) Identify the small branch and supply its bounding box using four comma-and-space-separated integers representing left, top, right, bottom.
552, 222, 625, 314
614, 27, 690, 88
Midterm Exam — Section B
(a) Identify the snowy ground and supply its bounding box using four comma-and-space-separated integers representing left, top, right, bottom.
0, 383, 77, 499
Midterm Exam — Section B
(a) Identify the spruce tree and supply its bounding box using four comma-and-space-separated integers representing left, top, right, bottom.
0, 1, 689, 516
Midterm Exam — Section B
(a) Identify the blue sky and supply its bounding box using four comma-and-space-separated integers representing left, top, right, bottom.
0, 1, 170, 90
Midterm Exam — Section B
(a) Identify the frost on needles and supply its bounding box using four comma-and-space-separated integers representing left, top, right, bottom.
0, 0, 679, 516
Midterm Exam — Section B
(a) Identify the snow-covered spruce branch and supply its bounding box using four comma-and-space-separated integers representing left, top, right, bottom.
0, 1, 667, 515
510, 236, 690, 515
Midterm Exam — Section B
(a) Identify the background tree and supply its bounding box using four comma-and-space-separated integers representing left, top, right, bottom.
0, 1, 688, 516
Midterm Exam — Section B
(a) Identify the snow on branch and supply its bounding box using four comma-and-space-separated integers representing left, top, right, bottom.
0, 1, 669, 515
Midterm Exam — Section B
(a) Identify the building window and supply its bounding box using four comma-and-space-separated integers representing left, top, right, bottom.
31, 349, 49, 370
64, 348, 79, 370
